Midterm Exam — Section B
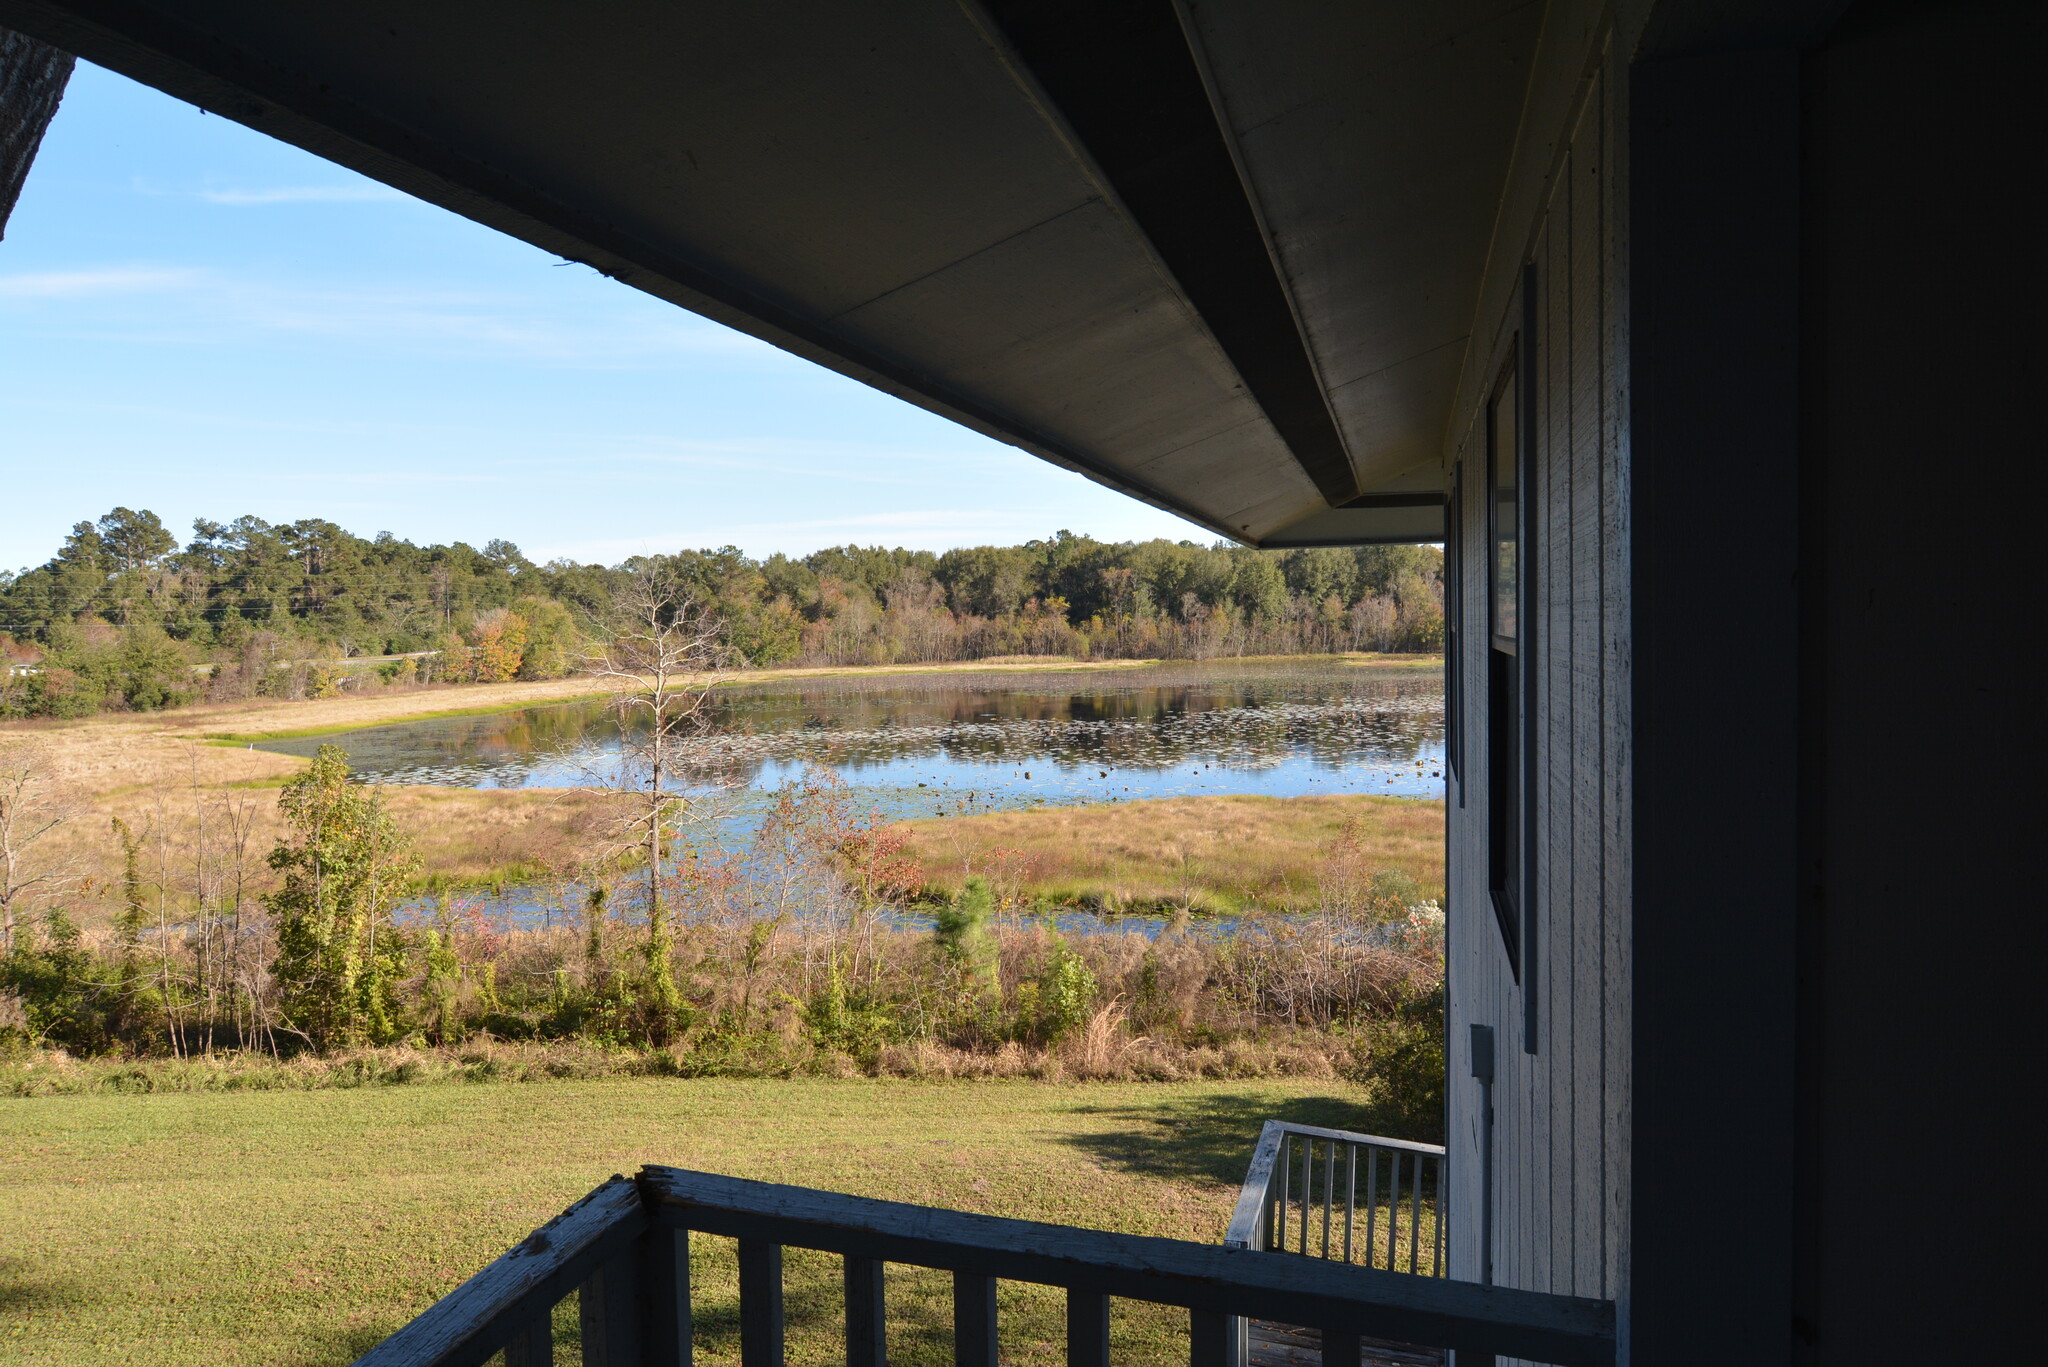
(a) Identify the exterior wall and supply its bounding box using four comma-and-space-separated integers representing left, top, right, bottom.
1443, 35, 1630, 1323
1800, 3, 2039, 1358
1448, 6, 2040, 1362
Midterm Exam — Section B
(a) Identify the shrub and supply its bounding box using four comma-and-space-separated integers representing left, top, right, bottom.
1346, 982, 1446, 1141
0, 911, 117, 1055
934, 877, 998, 991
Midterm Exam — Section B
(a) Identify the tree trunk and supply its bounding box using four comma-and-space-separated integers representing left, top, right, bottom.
647, 729, 662, 924
2, 27, 74, 239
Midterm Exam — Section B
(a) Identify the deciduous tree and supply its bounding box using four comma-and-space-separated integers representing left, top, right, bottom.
0, 742, 77, 951
265, 745, 420, 1047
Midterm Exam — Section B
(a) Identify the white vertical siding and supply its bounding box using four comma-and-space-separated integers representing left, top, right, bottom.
1445, 57, 1628, 1321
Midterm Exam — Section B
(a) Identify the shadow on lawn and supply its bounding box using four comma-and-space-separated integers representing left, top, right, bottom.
0, 1256, 89, 1316
691, 1251, 969, 1367
1056, 1091, 1421, 1188
279, 1324, 393, 1367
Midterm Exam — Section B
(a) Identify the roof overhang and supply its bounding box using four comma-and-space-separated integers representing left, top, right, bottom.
2, 0, 1536, 546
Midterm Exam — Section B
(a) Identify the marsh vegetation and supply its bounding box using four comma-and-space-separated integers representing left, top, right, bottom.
4, 648, 1445, 1112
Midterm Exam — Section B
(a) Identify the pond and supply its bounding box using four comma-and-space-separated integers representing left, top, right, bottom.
256, 658, 1446, 825
258, 658, 1444, 931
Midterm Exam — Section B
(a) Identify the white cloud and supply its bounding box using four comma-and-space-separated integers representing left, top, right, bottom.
196, 184, 410, 206
2, 264, 764, 364
229, 287, 760, 360
607, 436, 982, 466
0, 267, 201, 298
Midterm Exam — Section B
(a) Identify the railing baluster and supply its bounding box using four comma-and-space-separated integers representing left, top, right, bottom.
738, 1240, 785, 1367
1275, 1136, 1289, 1253
649, 1226, 693, 1367
1410, 1154, 1424, 1275
954, 1272, 998, 1367
580, 1258, 642, 1367
1321, 1139, 1335, 1258
1066, 1288, 1110, 1367
846, 1255, 886, 1367
1298, 1134, 1312, 1255
1385, 1151, 1402, 1273
1363, 1148, 1379, 1270
1322, 1329, 1362, 1367
1189, 1309, 1231, 1367
503, 1310, 553, 1367
1431, 1155, 1444, 1278
1342, 1143, 1357, 1265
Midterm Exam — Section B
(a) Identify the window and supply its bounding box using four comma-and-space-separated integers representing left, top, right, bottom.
1446, 463, 1465, 796
1487, 349, 1522, 978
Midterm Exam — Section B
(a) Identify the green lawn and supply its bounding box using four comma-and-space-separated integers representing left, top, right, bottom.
0, 1078, 1382, 1367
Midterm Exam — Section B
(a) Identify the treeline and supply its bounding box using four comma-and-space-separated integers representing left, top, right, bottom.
0, 508, 1443, 718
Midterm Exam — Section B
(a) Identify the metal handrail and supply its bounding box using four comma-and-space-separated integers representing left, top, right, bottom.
352, 1166, 1610, 1367
1225, 1121, 1447, 1277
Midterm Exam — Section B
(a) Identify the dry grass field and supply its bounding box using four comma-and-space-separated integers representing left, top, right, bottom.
903, 793, 1445, 914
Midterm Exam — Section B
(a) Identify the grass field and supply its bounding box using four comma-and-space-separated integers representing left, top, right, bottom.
0, 1078, 1391, 1367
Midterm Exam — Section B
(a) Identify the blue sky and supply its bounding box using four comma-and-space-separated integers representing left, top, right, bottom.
0, 62, 1208, 573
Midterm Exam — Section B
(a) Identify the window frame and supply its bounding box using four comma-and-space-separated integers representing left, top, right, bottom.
1483, 266, 1543, 1054
1485, 346, 1524, 980
1446, 461, 1465, 798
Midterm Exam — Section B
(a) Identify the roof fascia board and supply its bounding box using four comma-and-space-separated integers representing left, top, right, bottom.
967, 0, 1359, 508
1167, 0, 1354, 487
1261, 498, 1446, 548
0, 0, 1252, 543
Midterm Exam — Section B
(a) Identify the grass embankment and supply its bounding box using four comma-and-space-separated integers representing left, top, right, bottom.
904, 794, 1445, 915
0, 1078, 1416, 1367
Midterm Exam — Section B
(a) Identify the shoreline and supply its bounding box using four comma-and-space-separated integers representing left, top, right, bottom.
6, 651, 1440, 757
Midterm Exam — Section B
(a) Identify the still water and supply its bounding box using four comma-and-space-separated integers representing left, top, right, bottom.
257, 659, 1446, 826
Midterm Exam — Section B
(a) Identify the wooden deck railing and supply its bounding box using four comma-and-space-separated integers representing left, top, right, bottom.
350, 1166, 1612, 1367
1225, 1122, 1447, 1276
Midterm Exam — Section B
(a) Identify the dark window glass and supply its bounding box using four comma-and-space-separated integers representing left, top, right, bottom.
1446, 463, 1464, 792
1487, 353, 1522, 976
1491, 369, 1518, 645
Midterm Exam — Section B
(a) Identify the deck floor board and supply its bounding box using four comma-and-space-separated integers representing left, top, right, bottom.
1246, 1320, 1444, 1367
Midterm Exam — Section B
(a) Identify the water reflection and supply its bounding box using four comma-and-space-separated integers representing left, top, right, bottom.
259, 660, 1445, 820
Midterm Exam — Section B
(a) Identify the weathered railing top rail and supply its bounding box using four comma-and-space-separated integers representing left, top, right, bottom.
354, 1165, 1611, 1367
352, 1176, 647, 1367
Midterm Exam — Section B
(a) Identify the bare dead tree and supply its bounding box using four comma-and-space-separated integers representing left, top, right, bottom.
584, 567, 732, 1037
182, 745, 262, 1051
143, 789, 190, 1058
0, 740, 79, 950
